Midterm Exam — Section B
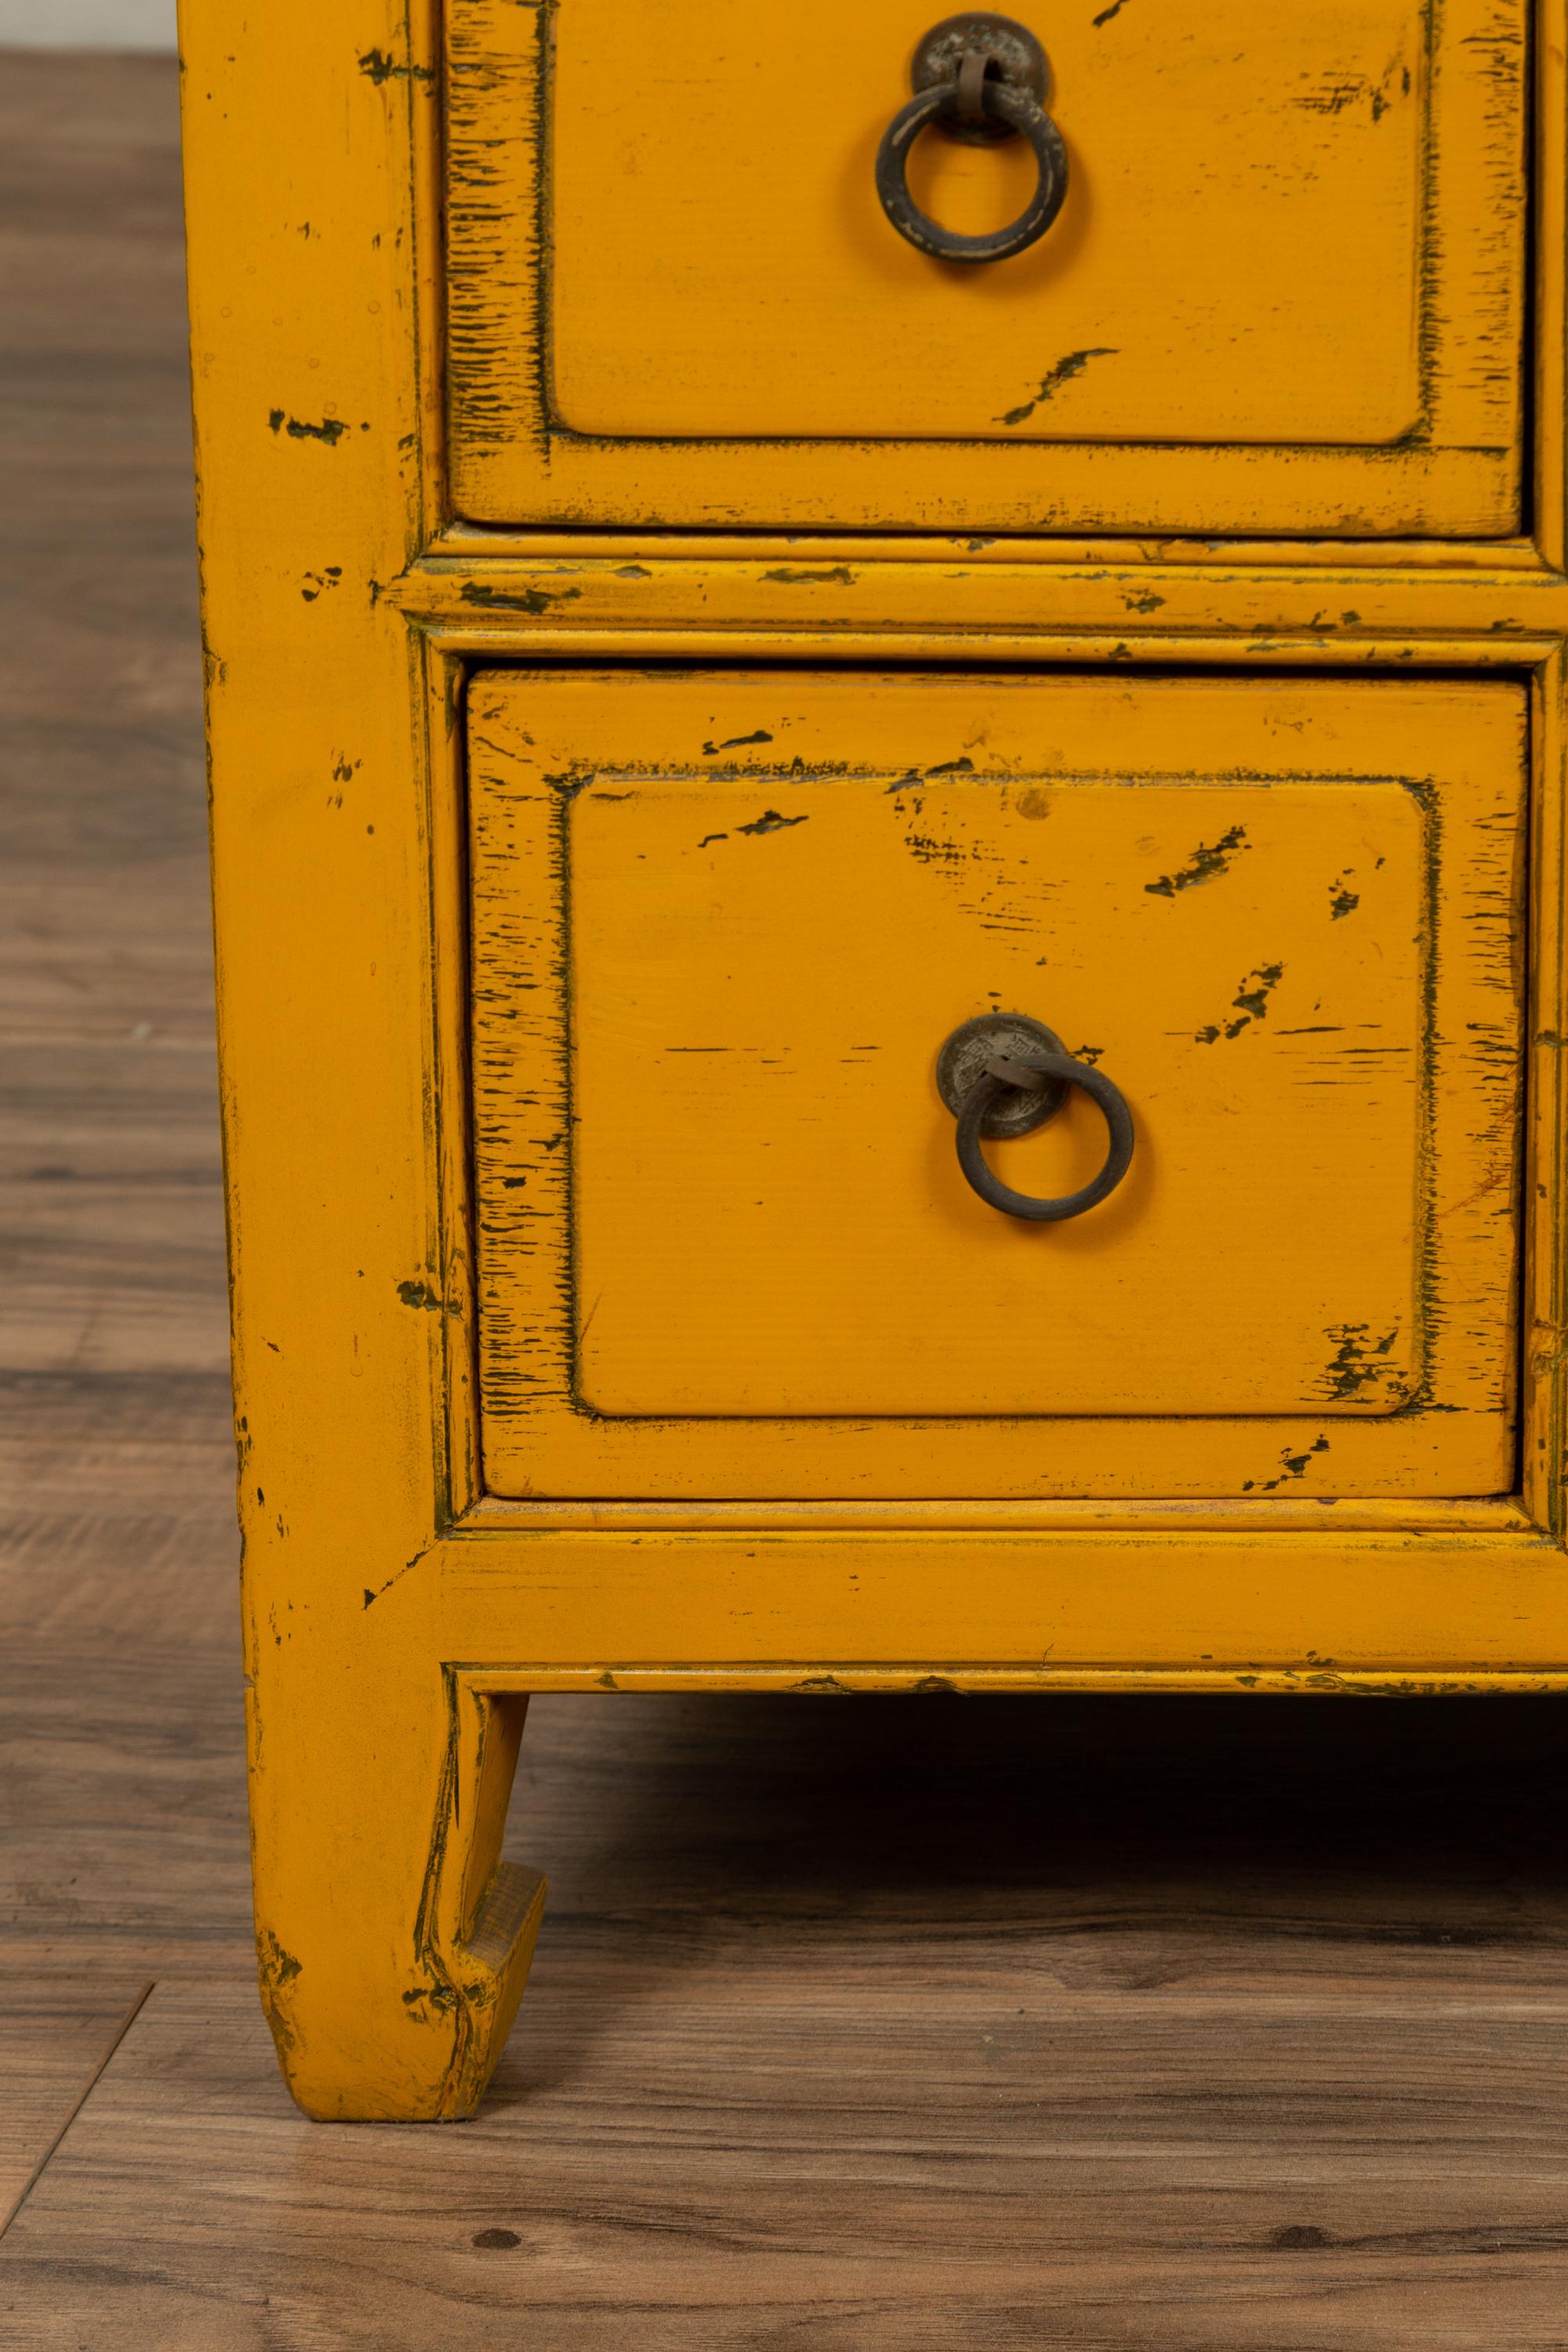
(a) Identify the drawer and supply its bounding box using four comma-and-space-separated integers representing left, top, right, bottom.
469, 670, 1526, 1501
446, 0, 1528, 537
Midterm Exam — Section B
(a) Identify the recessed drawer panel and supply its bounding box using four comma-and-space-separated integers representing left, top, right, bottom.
469, 671, 1525, 1501
447, 0, 1527, 536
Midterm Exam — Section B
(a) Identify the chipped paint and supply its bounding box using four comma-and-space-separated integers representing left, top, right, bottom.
995, 349, 1118, 427
735, 809, 808, 837
1323, 1323, 1402, 1399
256, 1929, 303, 2056
762, 566, 855, 586
1194, 962, 1285, 1043
702, 730, 774, 756
460, 582, 582, 615
1145, 824, 1249, 898
1242, 1436, 1331, 1493
268, 411, 350, 446
357, 46, 434, 85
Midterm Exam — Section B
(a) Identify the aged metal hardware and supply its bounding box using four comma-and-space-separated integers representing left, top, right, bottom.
938, 1011, 1134, 1221
875, 13, 1069, 264
935, 1011, 1069, 1138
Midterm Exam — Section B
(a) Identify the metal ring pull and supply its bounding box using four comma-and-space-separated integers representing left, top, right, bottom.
936, 1014, 1134, 1223
875, 13, 1069, 265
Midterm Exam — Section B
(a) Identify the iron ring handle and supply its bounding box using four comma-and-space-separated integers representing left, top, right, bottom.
954, 1050, 1134, 1221
875, 64, 1069, 264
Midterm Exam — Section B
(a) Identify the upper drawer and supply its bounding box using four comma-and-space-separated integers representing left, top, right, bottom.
446, 0, 1528, 538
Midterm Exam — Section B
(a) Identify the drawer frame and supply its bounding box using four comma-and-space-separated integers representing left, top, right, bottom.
181, 0, 1568, 2122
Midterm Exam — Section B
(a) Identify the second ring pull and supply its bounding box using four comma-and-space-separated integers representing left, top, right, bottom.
875, 13, 1069, 265
937, 1014, 1134, 1222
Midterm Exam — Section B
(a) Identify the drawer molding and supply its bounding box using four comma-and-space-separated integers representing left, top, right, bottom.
387, 549, 1568, 645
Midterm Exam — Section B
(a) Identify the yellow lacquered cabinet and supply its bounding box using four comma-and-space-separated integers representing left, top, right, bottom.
180, 0, 1568, 2122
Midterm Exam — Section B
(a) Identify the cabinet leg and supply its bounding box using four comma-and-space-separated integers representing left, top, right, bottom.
251, 1673, 545, 2121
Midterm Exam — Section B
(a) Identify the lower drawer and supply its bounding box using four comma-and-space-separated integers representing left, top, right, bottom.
468, 669, 1526, 1501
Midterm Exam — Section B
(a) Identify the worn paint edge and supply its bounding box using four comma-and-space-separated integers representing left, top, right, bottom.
447, 1663, 1568, 1697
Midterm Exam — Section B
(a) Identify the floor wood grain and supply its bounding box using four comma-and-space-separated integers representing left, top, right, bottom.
3, 1958, 1568, 2349
0, 1978, 151, 2236
1, 45, 1567, 2350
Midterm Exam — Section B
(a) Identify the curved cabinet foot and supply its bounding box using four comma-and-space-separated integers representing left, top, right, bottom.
253, 1681, 545, 2121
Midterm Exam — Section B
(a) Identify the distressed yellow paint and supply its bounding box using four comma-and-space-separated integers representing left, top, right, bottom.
448, 0, 1527, 534
471, 670, 1523, 1496
553, 1, 1432, 444
179, 0, 1568, 2125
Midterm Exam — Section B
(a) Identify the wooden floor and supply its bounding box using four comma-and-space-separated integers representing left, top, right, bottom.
4, 49, 1568, 2348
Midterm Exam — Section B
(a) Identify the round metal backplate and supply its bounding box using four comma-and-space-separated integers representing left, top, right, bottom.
935, 1013, 1071, 1139
910, 13, 1051, 145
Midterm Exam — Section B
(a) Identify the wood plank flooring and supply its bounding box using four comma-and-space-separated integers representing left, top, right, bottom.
0, 1978, 150, 2234
2, 45, 1568, 2349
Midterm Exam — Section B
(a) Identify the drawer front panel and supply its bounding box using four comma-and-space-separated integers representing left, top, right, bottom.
568, 775, 1423, 1420
447, 0, 1527, 535
469, 671, 1526, 1501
